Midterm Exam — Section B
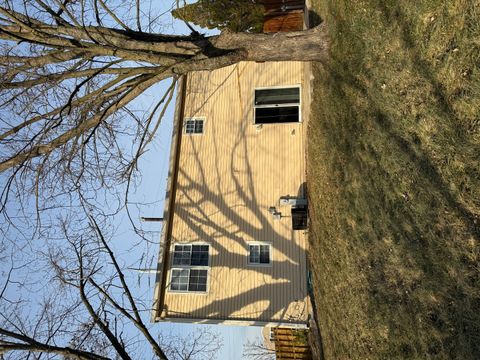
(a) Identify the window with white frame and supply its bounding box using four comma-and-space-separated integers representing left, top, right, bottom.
248, 243, 271, 265
170, 268, 208, 292
170, 244, 209, 292
184, 119, 204, 134
254, 87, 300, 124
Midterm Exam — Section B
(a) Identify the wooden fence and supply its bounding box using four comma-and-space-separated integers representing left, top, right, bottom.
272, 328, 312, 359
261, 0, 305, 32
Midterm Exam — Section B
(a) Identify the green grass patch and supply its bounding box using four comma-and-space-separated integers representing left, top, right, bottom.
307, 1, 480, 359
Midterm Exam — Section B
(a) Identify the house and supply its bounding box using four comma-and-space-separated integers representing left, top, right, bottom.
152, 2, 311, 328
151, 60, 312, 327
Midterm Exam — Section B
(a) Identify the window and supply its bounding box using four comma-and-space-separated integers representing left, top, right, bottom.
170, 244, 209, 292
184, 119, 204, 134
254, 87, 300, 124
172, 244, 209, 266
170, 269, 208, 292
248, 244, 271, 265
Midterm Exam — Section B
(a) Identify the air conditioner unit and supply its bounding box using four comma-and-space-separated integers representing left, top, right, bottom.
279, 196, 307, 207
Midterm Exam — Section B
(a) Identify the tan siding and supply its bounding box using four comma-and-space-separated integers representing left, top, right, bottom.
163, 61, 308, 324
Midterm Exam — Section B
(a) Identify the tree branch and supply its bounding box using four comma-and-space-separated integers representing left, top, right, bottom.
0, 328, 110, 360
74, 240, 133, 360
88, 215, 168, 359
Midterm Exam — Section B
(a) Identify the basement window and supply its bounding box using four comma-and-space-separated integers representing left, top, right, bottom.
254, 87, 300, 124
184, 119, 204, 134
248, 243, 271, 265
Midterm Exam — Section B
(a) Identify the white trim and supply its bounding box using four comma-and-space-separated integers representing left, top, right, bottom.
254, 84, 302, 91
253, 85, 302, 124
184, 117, 206, 135
154, 316, 308, 328
247, 242, 273, 267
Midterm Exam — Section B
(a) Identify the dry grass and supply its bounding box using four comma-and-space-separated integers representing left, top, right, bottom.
307, 1, 480, 359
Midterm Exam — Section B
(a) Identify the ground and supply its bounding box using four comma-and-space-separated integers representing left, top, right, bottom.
307, 0, 480, 359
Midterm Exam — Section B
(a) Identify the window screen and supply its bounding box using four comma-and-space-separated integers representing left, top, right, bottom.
172, 245, 192, 265
170, 269, 189, 291
185, 119, 204, 134
171, 269, 208, 292
255, 88, 300, 106
255, 106, 299, 124
173, 244, 209, 266
191, 245, 209, 266
248, 244, 271, 265
254, 87, 300, 124
188, 269, 208, 292
170, 244, 209, 292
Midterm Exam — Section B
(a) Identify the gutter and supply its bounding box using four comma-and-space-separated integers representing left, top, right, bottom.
158, 316, 308, 328
152, 75, 187, 322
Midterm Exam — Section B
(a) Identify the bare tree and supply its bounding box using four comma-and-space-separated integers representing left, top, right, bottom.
243, 338, 275, 360
0, 202, 223, 359
159, 327, 222, 360
0, 0, 328, 244
0, 0, 328, 171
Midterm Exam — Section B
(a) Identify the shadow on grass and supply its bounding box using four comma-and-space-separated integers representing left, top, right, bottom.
307, 1, 480, 358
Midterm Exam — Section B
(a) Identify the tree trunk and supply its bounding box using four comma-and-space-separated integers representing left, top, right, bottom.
169, 24, 329, 74
213, 23, 329, 63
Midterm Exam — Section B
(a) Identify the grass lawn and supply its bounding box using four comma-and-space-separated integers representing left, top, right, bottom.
307, 1, 480, 359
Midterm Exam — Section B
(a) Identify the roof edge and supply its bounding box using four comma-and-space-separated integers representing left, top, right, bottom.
152, 75, 187, 322
153, 315, 309, 328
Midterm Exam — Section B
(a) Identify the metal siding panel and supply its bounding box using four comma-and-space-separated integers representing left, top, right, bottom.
163, 62, 308, 323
